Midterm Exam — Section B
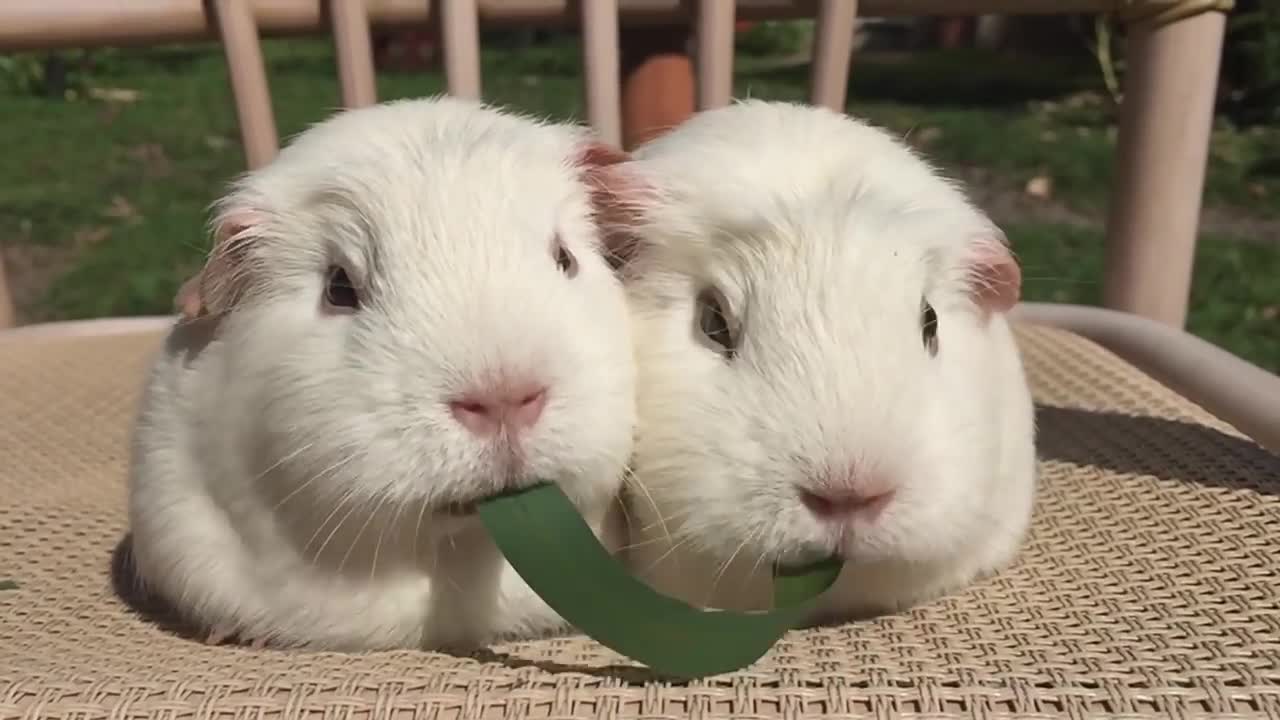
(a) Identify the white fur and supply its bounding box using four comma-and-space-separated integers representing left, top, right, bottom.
127, 96, 636, 650
620, 100, 1037, 620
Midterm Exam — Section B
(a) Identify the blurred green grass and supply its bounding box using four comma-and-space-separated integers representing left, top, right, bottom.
0, 36, 1276, 371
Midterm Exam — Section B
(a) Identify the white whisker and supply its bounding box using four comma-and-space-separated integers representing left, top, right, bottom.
314, 494, 366, 567
272, 452, 357, 512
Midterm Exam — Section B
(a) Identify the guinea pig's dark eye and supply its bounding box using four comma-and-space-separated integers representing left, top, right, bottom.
553, 235, 578, 278
324, 265, 359, 311
696, 287, 737, 358
921, 299, 939, 357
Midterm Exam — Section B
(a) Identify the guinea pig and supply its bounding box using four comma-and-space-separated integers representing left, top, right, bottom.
613, 99, 1038, 622
127, 96, 638, 651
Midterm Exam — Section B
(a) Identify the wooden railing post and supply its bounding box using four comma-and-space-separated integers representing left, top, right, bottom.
211, 0, 279, 170
0, 254, 14, 329
580, 0, 623, 147
330, 0, 377, 108
809, 0, 859, 112
1102, 11, 1228, 327
694, 0, 734, 110
440, 0, 481, 99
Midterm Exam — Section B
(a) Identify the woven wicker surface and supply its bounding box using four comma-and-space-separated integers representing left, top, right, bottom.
1, 324, 1277, 719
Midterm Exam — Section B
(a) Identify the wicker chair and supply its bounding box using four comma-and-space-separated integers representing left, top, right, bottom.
2, 2, 1277, 718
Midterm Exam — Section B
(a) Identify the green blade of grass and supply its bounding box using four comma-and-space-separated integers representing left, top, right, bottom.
478, 483, 842, 679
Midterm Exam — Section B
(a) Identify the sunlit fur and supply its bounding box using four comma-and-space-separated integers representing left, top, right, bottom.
127, 96, 636, 650
620, 100, 1037, 620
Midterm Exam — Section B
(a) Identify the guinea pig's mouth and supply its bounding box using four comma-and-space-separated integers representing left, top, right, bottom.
774, 543, 844, 571
434, 474, 551, 518
436, 487, 519, 517
442, 500, 480, 517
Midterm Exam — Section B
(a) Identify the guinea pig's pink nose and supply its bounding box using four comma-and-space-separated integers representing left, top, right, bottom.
799, 486, 895, 521
448, 382, 548, 436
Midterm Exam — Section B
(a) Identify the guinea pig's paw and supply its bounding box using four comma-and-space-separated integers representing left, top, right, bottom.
202, 622, 270, 649
202, 623, 237, 646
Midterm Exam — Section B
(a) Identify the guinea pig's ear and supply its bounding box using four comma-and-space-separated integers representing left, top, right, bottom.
173, 274, 205, 321
573, 141, 650, 271
174, 208, 263, 322
575, 141, 630, 172
963, 227, 1022, 316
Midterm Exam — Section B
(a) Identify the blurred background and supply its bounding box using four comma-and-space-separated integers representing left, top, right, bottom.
0, 3, 1277, 370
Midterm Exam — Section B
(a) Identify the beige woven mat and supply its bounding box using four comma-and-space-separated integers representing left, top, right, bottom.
1, 324, 1277, 719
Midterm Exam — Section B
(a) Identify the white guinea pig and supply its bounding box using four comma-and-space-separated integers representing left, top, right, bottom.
127, 96, 638, 650
615, 99, 1038, 622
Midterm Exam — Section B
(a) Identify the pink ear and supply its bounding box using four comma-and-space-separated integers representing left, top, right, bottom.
966, 230, 1021, 315
175, 209, 261, 321
575, 141, 630, 171
573, 141, 648, 270
174, 275, 205, 321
